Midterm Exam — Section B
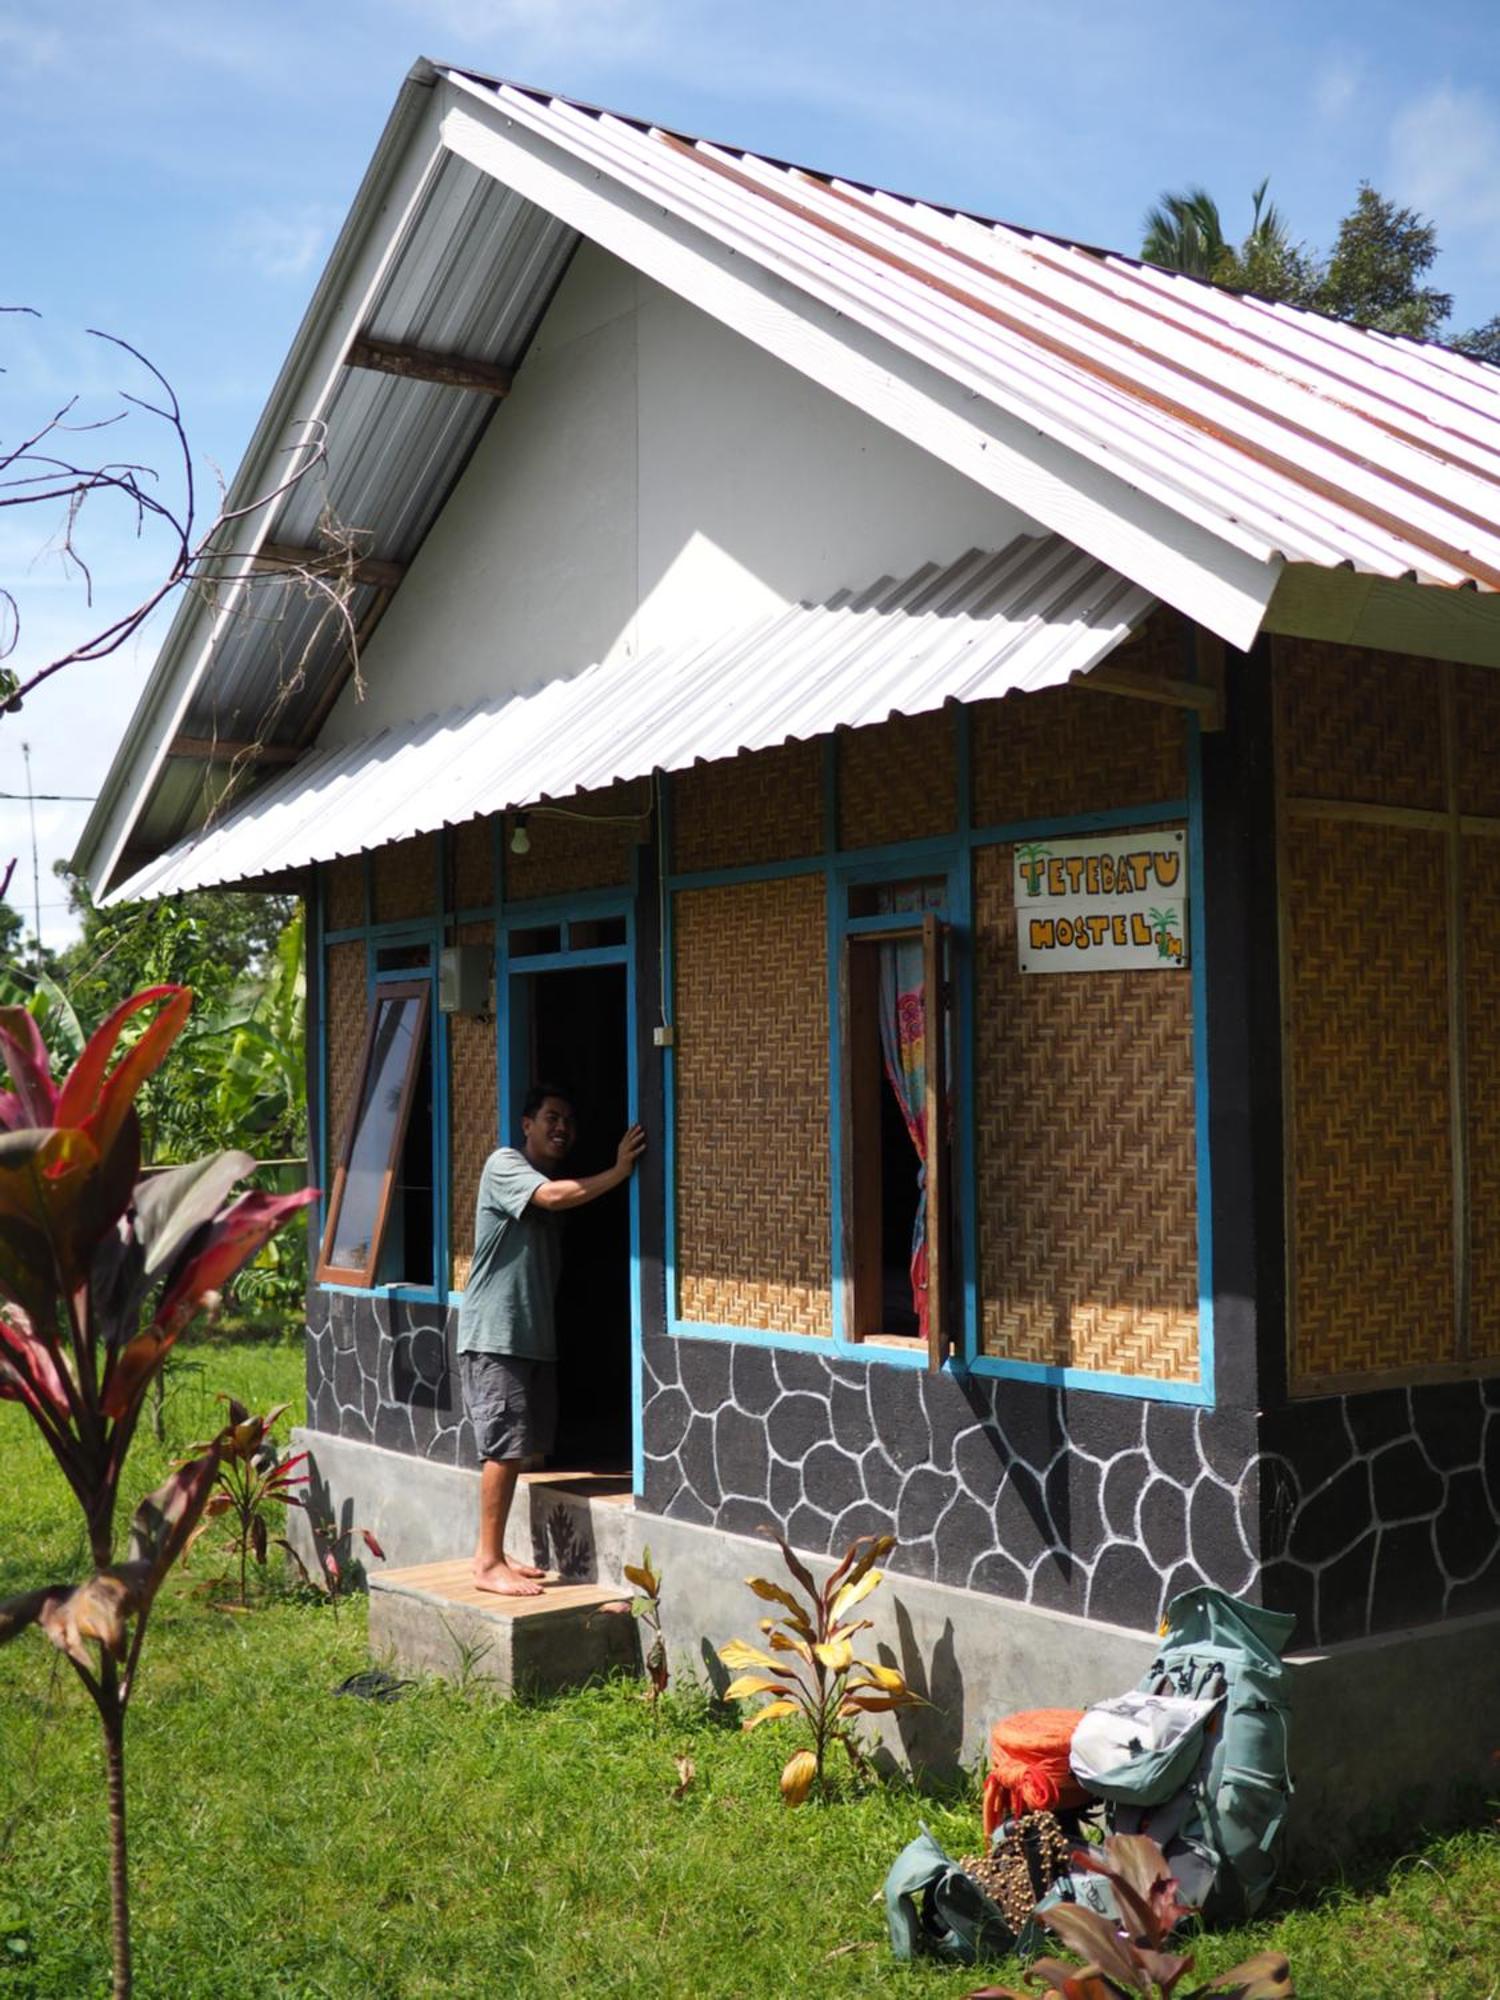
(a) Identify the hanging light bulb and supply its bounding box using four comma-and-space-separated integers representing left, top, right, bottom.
510, 813, 531, 856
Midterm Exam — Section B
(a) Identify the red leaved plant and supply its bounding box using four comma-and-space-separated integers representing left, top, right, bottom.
0, 989, 316, 1998
185, 1397, 311, 1608
965, 1831, 1294, 2000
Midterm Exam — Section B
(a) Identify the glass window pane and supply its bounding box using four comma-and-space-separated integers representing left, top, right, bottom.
510, 924, 563, 956
568, 916, 626, 949
848, 876, 946, 918
327, 993, 423, 1272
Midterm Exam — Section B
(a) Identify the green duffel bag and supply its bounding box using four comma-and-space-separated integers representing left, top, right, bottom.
882, 1828, 1015, 1966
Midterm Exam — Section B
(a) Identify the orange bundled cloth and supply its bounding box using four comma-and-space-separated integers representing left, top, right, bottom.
981, 1708, 1091, 1839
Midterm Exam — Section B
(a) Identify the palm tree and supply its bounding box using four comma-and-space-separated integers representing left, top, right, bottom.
1142, 180, 1317, 307
1141, 186, 1229, 279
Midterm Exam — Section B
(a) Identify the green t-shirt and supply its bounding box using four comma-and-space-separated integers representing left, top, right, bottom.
456, 1147, 563, 1360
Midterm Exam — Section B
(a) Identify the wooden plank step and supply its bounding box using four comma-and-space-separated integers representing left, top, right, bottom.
375, 1560, 623, 1619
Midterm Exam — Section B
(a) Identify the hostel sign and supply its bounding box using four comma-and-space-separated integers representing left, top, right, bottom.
1014, 830, 1188, 974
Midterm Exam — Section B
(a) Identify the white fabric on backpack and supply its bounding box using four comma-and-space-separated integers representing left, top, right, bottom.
1069, 1690, 1222, 1788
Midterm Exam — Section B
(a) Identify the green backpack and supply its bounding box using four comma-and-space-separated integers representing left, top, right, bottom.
1071, 1587, 1295, 1923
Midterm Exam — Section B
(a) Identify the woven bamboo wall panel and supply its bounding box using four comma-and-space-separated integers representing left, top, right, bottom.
1275, 639, 1444, 810
324, 941, 367, 1167
972, 845, 1199, 1379
837, 709, 957, 848
323, 858, 364, 932
504, 781, 644, 900
672, 740, 823, 874
1286, 821, 1454, 1381
972, 611, 1189, 826
674, 875, 832, 1335
1465, 839, 1500, 1359
1454, 664, 1500, 820
448, 921, 497, 1290
373, 834, 438, 924
453, 817, 494, 910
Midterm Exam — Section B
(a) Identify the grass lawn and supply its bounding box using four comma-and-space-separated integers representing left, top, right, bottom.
1, 1326, 1497, 1997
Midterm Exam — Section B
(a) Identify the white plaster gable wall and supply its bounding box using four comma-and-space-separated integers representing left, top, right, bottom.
324, 240, 1042, 743
630, 284, 1036, 653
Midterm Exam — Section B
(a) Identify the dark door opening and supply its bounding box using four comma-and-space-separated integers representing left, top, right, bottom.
515, 962, 631, 1472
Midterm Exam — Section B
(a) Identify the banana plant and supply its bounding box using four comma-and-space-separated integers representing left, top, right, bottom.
719, 1531, 921, 1806
0, 987, 316, 1998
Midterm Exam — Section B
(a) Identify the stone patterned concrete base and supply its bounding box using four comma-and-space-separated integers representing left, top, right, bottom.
303, 1294, 1500, 1645
291, 1427, 1500, 1859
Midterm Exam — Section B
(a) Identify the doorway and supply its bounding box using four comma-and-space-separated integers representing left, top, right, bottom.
508, 960, 632, 1472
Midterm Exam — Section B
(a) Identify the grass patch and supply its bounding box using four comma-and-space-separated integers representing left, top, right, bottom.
1, 1327, 1496, 1995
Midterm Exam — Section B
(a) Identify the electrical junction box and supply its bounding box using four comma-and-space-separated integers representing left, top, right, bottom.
439, 944, 491, 1016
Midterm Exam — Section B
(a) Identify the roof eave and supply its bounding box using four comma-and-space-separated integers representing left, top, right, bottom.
74, 60, 447, 899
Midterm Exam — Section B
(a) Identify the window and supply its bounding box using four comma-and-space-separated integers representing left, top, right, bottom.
509, 924, 563, 957
317, 979, 433, 1287
843, 887, 953, 1366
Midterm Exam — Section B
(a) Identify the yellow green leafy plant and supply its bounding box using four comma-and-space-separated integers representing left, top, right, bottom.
719, 1531, 920, 1805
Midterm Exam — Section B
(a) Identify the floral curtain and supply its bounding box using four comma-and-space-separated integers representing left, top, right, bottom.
875, 882, 946, 1337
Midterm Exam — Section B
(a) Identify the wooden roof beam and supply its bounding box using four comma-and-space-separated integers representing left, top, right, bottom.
169, 737, 303, 765
252, 542, 407, 591
345, 335, 514, 397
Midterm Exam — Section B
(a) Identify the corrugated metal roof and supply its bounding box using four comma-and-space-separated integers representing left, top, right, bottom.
108, 535, 1151, 901
444, 68, 1500, 596
79, 58, 1500, 902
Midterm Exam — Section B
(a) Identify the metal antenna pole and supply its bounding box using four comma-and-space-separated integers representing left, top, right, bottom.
21, 740, 41, 966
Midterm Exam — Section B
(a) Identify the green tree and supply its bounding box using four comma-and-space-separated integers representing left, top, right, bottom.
0, 897, 23, 963
1317, 183, 1452, 338
42, 868, 303, 1165
1141, 185, 1230, 280
1452, 315, 1500, 365
1141, 179, 1318, 304
1140, 176, 1490, 352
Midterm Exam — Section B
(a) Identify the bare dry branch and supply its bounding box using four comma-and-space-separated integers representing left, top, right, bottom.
1, 316, 342, 721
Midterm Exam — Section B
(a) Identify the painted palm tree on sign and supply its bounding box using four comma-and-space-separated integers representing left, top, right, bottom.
1148, 907, 1180, 960
1015, 843, 1053, 898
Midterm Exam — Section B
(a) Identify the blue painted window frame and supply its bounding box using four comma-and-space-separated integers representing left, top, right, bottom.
314, 845, 448, 1308
661, 713, 1214, 1405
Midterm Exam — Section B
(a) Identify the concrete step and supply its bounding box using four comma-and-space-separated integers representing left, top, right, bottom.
368, 1558, 639, 1695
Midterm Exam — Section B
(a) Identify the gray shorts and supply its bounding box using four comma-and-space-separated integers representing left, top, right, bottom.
459, 1352, 557, 1464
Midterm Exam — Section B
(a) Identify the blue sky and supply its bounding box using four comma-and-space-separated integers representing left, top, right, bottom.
4, 0, 1499, 949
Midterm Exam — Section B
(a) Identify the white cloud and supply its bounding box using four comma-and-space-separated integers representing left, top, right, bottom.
1389, 83, 1500, 246
1312, 58, 1360, 122
224, 205, 340, 281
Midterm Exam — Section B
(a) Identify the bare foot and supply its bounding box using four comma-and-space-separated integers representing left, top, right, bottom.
473, 1560, 544, 1598
513, 1559, 547, 1579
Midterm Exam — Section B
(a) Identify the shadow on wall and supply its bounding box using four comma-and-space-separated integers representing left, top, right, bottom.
529, 1494, 598, 1582
299, 1462, 374, 1595
873, 1603, 966, 1787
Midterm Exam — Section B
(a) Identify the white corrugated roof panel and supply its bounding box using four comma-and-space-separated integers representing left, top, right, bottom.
108, 536, 1152, 902
444, 69, 1500, 597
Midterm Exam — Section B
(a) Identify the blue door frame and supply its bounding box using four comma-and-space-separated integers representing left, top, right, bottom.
498, 891, 644, 1492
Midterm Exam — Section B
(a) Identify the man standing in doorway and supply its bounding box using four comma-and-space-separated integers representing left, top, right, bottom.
459, 1084, 646, 1597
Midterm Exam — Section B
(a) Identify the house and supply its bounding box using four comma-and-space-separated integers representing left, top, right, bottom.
79, 61, 1500, 1831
